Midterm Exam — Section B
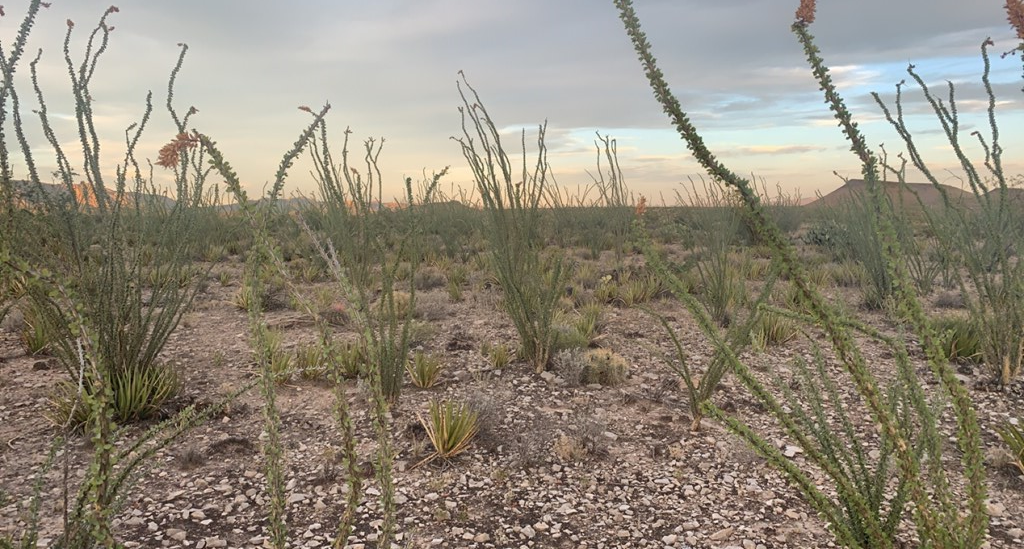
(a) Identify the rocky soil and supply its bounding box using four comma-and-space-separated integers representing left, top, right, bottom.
1, 254, 1022, 548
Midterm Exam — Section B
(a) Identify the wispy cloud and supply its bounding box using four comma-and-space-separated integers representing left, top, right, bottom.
0, 0, 1019, 199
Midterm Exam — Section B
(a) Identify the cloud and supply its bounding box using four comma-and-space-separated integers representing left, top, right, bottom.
1, 0, 1020, 199
726, 145, 829, 156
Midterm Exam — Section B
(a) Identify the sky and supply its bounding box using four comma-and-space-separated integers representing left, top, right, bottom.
2, 0, 1022, 204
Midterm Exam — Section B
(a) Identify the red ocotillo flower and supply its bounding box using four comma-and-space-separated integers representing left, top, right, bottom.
795, 0, 816, 25
1008, 0, 1024, 40
155, 132, 198, 169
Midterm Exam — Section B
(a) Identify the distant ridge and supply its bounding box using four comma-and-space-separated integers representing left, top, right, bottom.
804, 179, 977, 210
7, 179, 177, 209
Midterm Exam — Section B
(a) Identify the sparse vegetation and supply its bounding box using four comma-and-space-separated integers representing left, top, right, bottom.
1, 2, 1022, 548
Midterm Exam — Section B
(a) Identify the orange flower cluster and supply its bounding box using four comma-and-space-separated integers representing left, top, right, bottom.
155, 132, 198, 169
635, 195, 647, 217
1008, 0, 1024, 40
795, 0, 816, 24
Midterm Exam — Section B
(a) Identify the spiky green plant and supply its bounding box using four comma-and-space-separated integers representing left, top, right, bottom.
615, 0, 988, 546
872, 38, 1024, 386
406, 351, 443, 389
996, 422, 1024, 476
454, 74, 571, 373
416, 399, 480, 468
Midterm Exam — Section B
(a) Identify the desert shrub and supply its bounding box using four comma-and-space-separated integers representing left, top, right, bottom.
573, 301, 606, 346
694, 246, 745, 327
333, 340, 368, 379
416, 399, 479, 468
870, 43, 1024, 384
552, 348, 628, 387
932, 316, 983, 364
996, 422, 1024, 476
750, 308, 800, 351
406, 351, 443, 389
616, 1, 989, 546
18, 300, 56, 356
293, 342, 331, 381
829, 259, 868, 288
581, 348, 629, 386
454, 76, 572, 373
481, 341, 513, 370
618, 269, 668, 307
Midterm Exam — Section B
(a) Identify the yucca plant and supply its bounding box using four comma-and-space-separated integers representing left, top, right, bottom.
406, 351, 443, 389
293, 342, 331, 381
996, 422, 1024, 476
415, 399, 479, 468
18, 300, 55, 356
750, 307, 801, 351
333, 340, 368, 379
481, 341, 512, 370
574, 301, 606, 346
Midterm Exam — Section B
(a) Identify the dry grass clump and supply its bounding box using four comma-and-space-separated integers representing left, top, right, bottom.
552, 348, 629, 387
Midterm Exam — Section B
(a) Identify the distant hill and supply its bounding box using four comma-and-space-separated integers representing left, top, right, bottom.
8, 179, 177, 209
991, 186, 1024, 206
804, 179, 976, 210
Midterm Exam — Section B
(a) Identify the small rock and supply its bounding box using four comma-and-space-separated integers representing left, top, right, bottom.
32, 359, 55, 371
473, 533, 490, 543
711, 527, 735, 541
986, 501, 1005, 517
165, 528, 187, 541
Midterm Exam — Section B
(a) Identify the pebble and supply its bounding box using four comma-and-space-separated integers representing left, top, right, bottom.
711, 527, 735, 541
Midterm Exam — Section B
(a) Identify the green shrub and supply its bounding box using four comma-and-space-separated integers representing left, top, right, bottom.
750, 309, 800, 351
615, 1, 989, 546
454, 76, 572, 373
406, 351, 443, 389
933, 316, 983, 364
996, 422, 1024, 476
481, 342, 512, 370
293, 342, 331, 381
18, 301, 54, 356
416, 399, 479, 468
